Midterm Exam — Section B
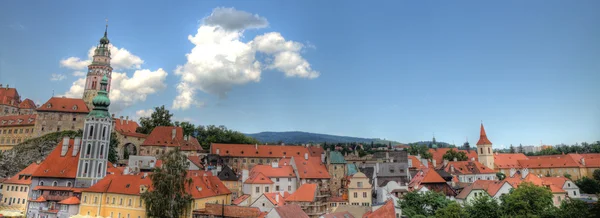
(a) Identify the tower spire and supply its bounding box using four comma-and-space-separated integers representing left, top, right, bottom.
104, 18, 108, 37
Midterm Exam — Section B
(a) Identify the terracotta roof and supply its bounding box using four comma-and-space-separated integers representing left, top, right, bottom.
503, 173, 565, 193
84, 174, 152, 195
244, 172, 273, 184
18, 98, 36, 109
34, 186, 79, 191
107, 163, 122, 175
141, 126, 201, 147
273, 204, 309, 218
263, 192, 286, 207
409, 168, 452, 194
428, 148, 478, 166
322, 211, 355, 218
58, 196, 80, 205
456, 180, 511, 199
577, 153, 600, 167
186, 173, 232, 199
279, 156, 330, 179
363, 199, 395, 218
441, 161, 495, 175
0, 87, 20, 106
250, 165, 296, 178
4, 162, 40, 185
540, 177, 569, 188
476, 124, 492, 145
37, 97, 89, 113
408, 155, 426, 169
32, 139, 114, 179
308, 146, 325, 157
114, 118, 147, 138
494, 153, 528, 169
211, 143, 313, 158
30, 196, 47, 202
195, 203, 263, 218
188, 156, 204, 169
232, 194, 250, 205
517, 155, 582, 168
0, 114, 36, 127
285, 183, 317, 202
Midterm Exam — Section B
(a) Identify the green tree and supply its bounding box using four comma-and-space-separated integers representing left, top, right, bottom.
174, 121, 196, 136
141, 149, 193, 218
554, 199, 592, 218
465, 195, 502, 218
195, 125, 259, 150
501, 182, 554, 217
575, 177, 600, 194
407, 144, 433, 160
509, 144, 515, 153
442, 149, 468, 161
137, 105, 174, 134
496, 172, 506, 180
399, 191, 451, 217
593, 169, 600, 181
108, 132, 119, 163
563, 173, 572, 180
518, 144, 524, 153
435, 202, 467, 218
358, 150, 367, 157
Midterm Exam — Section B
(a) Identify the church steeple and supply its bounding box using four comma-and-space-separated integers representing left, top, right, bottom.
476, 122, 495, 169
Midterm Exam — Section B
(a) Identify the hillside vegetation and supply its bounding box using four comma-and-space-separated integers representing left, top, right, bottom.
0, 130, 81, 178
245, 131, 400, 144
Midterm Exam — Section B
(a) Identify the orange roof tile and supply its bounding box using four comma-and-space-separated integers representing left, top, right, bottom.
308, 146, 324, 157
280, 156, 330, 179
33, 139, 79, 178
285, 183, 317, 202
196, 203, 263, 218
232, 194, 250, 205
250, 165, 295, 178
141, 126, 201, 147
540, 177, 569, 188
572, 153, 600, 167
263, 192, 285, 207
273, 204, 309, 218
504, 173, 565, 193
517, 155, 582, 168
4, 162, 40, 185
456, 180, 511, 199
58, 196, 80, 205
0, 87, 20, 106
428, 148, 478, 167
441, 161, 495, 175
211, 143, 313, 158
476, 124, 492, 145
494, 153, 528, 169
408, 168, 447, 190
113, 118, 139, 133
408, 156, 426, 169
244, 172, 273, 184
18, 98, 36, 109
84, 173, 152, 195
363, 199, 395, 218
0, 114, 36, 127
37, 97, 89, 113
186, 173, 232, 199
30, 196, 47, 202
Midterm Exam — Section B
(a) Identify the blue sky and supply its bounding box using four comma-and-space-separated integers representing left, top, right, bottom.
1, 0, 599, 147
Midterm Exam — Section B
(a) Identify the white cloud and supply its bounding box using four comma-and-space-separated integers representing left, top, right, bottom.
135, 109, 154, 118
50, 73, 66, 81
172, 8, 319, 110
61, 45, 167, 113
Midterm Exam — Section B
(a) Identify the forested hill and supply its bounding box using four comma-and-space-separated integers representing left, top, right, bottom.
245, 131, 400, 144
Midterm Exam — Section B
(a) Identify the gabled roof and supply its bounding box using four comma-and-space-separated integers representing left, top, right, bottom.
114, 118, 147, 138
0, 114, 36, 127
540, 177, 569, 189
476, 124, 492, 145
0, 87, 20, 106
217, 165, 239, 181
408, 168, 447, 190
273, 204, 309, 218
244, 172, 273, 184
187, 173, 232, 199
503, 173, 565, 193
84, 173, 152, 195
262, 192, 285, 207
441, 161, 495, 175
37, 97, 89, 113
285, 183, 317, 202
141, 126, 201, 148
363, 199, 395, 218
211, 143, 312, 158
322, 211, 355, 218
280, 156, 330, 179
187, 156, 204, 169
308, 146, 325, 157
58, 196, 80, 205
250, 164, 296, 178
30, 196, 47, 202
232, 194, 250, 205
18, 98, 36, 109
32, 139, 80, 178
456, 180, 511, 199
5, 162, 40, 185
517, 155, 582, 168
494, 153, 528, 169
408, 156, 426, 169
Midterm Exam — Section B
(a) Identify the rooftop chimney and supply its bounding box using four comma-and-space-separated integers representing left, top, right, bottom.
216, 148, 220, 155
255, 144, 258, 150
581, 158, 585, 166
304, 153, 308, 160
272, 160, 279, 168
521, 168, 529, 179
443, 159, 449, 167
172, 128, 176, 140
471, 157, 475, 161
72, 137, 81, 156
120, 116, 124, 125
125, 116, 129, 124
432, 159, 437, 168
60, 136, 69, 156
509, 168, 516, 177
453, 157, 457, 162
450, 164, 455, 173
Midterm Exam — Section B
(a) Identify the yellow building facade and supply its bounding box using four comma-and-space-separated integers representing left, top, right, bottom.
1, 162, 39, 213
79, 192, 146, 218
347, 172, 372, 207
0, 114, 36, 151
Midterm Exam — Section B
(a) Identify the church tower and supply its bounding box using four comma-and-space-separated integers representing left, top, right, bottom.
476, 123, 495, 169
83, 23, 112, 109
75, 75, 112, 188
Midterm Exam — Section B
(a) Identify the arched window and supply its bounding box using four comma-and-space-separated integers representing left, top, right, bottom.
89, 126, 94, 137
112, 198, 115, 204
67, 182, 72, 187
39, 181, 44, 186
480, 148, 483, 154
86, 144, 92, 156
83, 196, 87, 203
52, 181, 58, 187
97, 163, 103, 176
128, 198, 132, 206
100, 144, 104, 156
102, 127, 106, 138
84, 163, 89, 174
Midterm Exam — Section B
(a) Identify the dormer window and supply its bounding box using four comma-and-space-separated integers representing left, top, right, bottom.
72, 105, 78, 110
46, 104, 52, 108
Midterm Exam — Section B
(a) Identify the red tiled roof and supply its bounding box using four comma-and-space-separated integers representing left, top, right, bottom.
308, 146, 324, 157
540, 177, 569, 188
4, 162, 40, 185
263, 192, 285, 207
232, 194, 250, 205
456, 180, 511, 199
0, 87, 20, 106
37, 97, 89, 113
476, 124, 492, 145
195, 203, 263, 218
18, 98, 36, 109
211, 144, 314, 158
494, 153, 528, 169
188, 156, 204, 169
244, 172, 273, 184
34, 186, 78, 191
141, 126, 201, 147
32, 139, 81, 178
250, 165, 295, 178
363, 199, 395, 218
30, 196, 47, 202
84, 173, 152, 195
322, 211, 355, 218
273, 204, 309, 218
285, 183, 317, 202
186, 173, 232, 199
517, 155, 582, 168
279, 156, 330, 179
441, 161, 495, 175
0, 114, 36, 127
114, 118, 147, 138
58, 196, 80, 205
408, 155, 426, 169
429, 148, 478, 167
409, 168, 448, 191
578, 153, 600, 167
504, 173, 565, 193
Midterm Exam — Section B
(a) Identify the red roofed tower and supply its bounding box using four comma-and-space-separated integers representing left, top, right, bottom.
476, 123, 495, 169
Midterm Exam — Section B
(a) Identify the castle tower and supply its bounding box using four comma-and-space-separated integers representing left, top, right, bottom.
83, 22, 112, 109
476, 123, 494, 169
76, 75, 112, 188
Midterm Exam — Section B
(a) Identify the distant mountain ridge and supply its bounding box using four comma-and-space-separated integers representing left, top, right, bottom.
245, 131, 400, 144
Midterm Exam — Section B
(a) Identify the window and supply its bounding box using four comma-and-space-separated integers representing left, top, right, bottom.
363, 192, 367, 198
573, 191, 576, 196
94, 197, 98, 203
98, 163, 103, 176
480, 148, 483, 154
86, 144, 92, 156
288, 178, 292, 182
265, 187, 269, 192
567, 183, 571, 187
139, 199, 143, 207
39, 181, 44, 186
357, 182, 363, 188
19, 187, 23, 192
276, 178, 280, 182
89, 126, 94, 137
112, 197, 115, 204
84, 163, 89, 174
488, 147, 491, 153
83, 196, 87, 203
354, 192, 357, 198
52, 181, 58, 186
102, 127, 106, 138
120, 198, 123, 205
67, 182, 72, 187
288, 186, 291, 191
276, 186, 280, 191
128, 198, 132, 206
558, 196, 561, 201
100, 144, 104, 156
251, 159, 254, 163
256, 187, 260, 193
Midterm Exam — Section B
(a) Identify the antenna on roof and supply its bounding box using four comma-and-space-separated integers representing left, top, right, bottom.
52, 89, 54, 97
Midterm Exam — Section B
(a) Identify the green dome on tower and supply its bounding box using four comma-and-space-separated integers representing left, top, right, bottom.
88, 75, 111, 118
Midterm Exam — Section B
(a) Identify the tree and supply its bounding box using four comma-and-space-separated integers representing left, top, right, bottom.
137, 105, 174, 134
465, 195, 502, 218
435, 202, 467, 218
554, 199, 592, 218
593, 169, 600, 181
399, 191, 451, 217
108, 132, 119, 163
407, 144, 433, 160
509, 144, 515, 153
358, 150, 367, 157
174, 121, 196, 136
195, 125, 260, 150
141, 149, 193, 218
496, 172, 506, 180
501, 182, 554, 217
442, 149, 468, 161
518, 144, 524, 153
575, 177, 600, 194
563, 173, 572, 180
